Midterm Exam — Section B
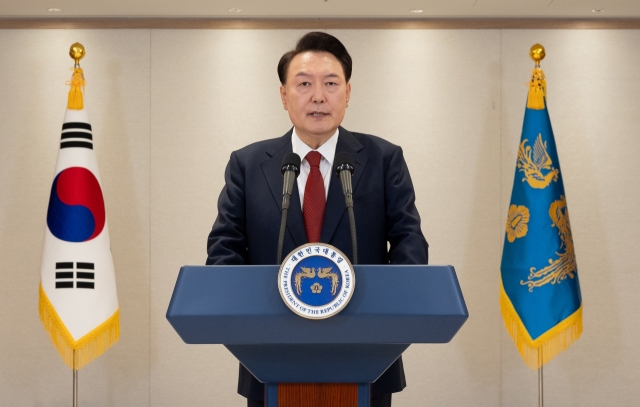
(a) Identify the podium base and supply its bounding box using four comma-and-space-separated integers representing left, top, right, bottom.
265, 383, 370, 407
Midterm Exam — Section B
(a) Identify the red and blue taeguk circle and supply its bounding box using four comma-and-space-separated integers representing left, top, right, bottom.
46, 167, 106, 242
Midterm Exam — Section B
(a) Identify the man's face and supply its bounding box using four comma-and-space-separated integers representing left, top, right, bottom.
280, 51, 351, 146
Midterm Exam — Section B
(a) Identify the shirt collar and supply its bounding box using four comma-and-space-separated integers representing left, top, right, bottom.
291, 128, 339, 166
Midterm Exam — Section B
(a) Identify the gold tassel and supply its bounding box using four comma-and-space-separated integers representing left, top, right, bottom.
527, 68, 546, 110
66, 68, 85, 110
39, 284, 119, 370
500, 282, 582, 370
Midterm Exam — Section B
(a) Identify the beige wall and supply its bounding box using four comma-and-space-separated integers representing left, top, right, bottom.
0, 29, 638, 406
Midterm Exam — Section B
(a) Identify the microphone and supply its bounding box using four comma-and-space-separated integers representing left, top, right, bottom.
281, 153, 301, 210
277, 153, 301, 264
334, 152, 357, 264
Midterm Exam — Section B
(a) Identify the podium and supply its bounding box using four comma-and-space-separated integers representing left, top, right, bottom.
167, 265, 468, 407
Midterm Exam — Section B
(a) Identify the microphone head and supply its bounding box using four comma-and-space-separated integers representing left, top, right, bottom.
334, 151, 355, 176
281, 152, 301, 176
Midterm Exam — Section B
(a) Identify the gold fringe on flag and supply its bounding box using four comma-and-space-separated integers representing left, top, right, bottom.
39, 284, 119, 370
527, 68, 546, 110
66, 67, 85, 110
500, 282, 582, 370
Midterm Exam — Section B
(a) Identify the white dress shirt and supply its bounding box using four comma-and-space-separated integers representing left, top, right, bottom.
291, 128, 339, 204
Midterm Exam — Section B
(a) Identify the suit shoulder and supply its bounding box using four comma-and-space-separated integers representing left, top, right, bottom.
229, 133, 290, 162
349, 131, 402, 155
232, 136, 283, 155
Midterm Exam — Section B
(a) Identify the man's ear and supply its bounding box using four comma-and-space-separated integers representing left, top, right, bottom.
345, 82, 351, 108
279, 85, 288, 111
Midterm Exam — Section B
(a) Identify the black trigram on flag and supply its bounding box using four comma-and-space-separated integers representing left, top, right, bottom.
60, 122, 93, 150
55, 262, 95, 289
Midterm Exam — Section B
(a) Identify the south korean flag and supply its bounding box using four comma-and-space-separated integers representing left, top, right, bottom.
39, 66, 119, 370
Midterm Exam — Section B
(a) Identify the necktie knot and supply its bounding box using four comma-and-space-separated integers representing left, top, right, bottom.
306, 151, 322, 168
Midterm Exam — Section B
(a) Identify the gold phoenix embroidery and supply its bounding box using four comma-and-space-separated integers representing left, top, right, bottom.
295, 267, 339, 295
517, 134, 559, 189
521, 196, 577, 291
506, 205, 530, 243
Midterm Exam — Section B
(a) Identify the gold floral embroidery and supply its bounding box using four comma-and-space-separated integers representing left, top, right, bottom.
506, 205, 530, 243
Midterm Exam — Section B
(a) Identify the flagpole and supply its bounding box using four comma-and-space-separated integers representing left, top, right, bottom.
68, 42, 85, 407
531, 45, 545, 407
73, 350, 78, 407
538, 349, 543, 407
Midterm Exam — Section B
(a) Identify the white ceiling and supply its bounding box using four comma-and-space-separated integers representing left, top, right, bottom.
1, 0, 639, 18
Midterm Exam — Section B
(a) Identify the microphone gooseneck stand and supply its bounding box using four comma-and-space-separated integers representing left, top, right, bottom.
335, 152, 357, 265
277, 153, 301, 265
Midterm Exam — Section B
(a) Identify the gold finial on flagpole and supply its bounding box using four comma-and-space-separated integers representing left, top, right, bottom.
69, 42, 85, 68
67, 42, 86, 110
530, 44, 545, 68
527, 43, 546, 110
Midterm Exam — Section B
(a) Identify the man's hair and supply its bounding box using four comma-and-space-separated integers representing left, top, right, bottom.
277, 32, 352, 85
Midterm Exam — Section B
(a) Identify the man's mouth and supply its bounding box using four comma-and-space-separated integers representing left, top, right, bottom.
309, 112, 329, 117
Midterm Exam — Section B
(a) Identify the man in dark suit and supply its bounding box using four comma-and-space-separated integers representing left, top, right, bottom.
206, 32, 428, 407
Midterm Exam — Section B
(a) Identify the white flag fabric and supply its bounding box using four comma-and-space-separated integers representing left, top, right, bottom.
39, 68, 119, 370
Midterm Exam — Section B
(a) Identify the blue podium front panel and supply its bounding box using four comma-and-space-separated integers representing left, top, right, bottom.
225, 344, 409, 384
167, 265, 468, 345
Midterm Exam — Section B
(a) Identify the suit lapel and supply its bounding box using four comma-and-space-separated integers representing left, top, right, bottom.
261, 130, 307, 247
320, 127, 368, 243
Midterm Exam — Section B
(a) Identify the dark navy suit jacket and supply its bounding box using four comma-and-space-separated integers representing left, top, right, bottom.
206, 126, 429, 400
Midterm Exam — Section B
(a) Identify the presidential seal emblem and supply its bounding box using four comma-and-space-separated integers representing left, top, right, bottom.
278, 243, 355, 320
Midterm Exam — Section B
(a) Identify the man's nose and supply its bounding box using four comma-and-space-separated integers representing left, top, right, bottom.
312, 85, 325, 103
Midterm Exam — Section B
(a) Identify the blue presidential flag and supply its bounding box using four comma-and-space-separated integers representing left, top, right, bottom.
500, 50, 582, 369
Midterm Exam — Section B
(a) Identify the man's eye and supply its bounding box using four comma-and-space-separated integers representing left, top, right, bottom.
326, 82, 337, 86
300, 82, 311, 87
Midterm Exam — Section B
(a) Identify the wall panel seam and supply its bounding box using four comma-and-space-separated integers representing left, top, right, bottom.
148, 27, 152, 407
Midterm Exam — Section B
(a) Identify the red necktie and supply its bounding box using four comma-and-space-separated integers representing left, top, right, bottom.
303, 151, 325, 243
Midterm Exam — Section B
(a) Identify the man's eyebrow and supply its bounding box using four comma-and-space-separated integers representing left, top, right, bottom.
294, 72, 341, 78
